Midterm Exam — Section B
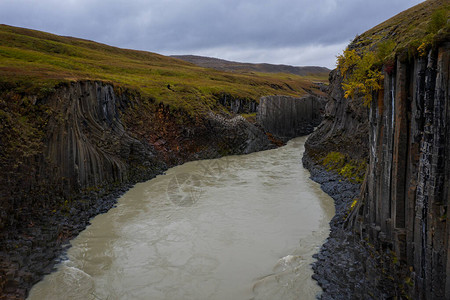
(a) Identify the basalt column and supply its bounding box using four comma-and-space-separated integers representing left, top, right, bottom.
257, 95, 323, 139
354, 43, 450, 299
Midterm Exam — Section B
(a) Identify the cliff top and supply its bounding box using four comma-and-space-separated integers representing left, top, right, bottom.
0, 25, 326, 115
336, 0, 449, 105
350, 0, 449, 58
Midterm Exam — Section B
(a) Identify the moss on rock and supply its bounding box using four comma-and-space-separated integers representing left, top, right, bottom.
321, 151, 366, 184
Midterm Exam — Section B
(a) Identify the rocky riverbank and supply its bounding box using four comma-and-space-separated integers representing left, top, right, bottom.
0, 183, 136, 299
303, 155, 400, 299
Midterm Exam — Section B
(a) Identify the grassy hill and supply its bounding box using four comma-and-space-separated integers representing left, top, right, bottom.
350, 0, 449, 57
336, 0, 449, 105
171, 55, 330, 77
0, 25, 327, 116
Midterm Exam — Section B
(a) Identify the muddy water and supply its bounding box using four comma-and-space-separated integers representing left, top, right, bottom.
28, 136, 334, 300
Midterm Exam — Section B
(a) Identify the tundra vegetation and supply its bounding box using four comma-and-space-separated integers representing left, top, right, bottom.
0, 24, 327, 115
336, 2, 449, 105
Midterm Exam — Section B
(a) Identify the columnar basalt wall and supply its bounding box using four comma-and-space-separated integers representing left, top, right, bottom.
217, 94, 258, 114
0, 81, 274, 298
257, 95, 324, 139
0, 81, 164, 230
0, 81, 275, 229
303, 70, 369, 162
42, 81, 161, 193
351, 43, 450, 299
304, 42, 449, 298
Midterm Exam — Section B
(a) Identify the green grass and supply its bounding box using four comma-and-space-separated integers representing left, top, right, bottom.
335, 0, 449, 105
0, 24, 328, 116
348, 0, 449, 60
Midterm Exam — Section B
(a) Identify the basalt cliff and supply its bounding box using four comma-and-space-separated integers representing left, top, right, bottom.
303, 0, 450, 299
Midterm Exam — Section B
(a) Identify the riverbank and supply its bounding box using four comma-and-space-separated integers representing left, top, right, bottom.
0, 182, 137, 299
302, 155, 400, 299
4, 136, 365, 299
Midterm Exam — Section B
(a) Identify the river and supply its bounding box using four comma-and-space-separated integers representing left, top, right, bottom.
28, 136, 334, 300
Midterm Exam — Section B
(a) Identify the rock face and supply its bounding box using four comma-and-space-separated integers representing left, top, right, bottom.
304, 42, 450, 298
351, 42, 450, 299
257, 95, 324, 140
43, 81, 163, 194
217, 93, 258, 114
304, 70, 369, 162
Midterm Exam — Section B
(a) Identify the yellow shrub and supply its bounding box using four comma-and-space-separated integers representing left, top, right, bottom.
337, 50, 384, 106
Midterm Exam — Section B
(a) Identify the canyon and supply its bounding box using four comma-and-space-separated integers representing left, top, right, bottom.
27, 136, 335, 300
1, 0, 449, 299
0, 23, 329, 298
0, 81, 323, 298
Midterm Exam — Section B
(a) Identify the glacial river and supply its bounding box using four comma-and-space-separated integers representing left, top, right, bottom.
28, 136, 334, 300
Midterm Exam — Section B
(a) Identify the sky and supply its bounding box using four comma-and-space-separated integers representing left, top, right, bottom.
0, 0, 424, 69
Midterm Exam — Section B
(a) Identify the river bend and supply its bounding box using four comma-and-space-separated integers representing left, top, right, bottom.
29, 136, 334, 300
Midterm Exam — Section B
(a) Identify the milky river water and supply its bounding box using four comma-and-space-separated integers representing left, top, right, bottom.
28, 136, 334, 300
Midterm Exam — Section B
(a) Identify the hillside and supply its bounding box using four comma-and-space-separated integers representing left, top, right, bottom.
171, 55, 330, 77
0, 25, 327, 116
351, 0, 449, 55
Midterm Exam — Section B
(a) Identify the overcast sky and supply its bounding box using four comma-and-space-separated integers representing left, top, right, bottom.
0, 0, 423, 68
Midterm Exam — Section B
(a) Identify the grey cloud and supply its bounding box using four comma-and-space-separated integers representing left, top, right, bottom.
0, 0, 423, 68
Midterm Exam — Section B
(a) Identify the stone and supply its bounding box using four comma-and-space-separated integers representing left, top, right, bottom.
257, 95, 325, 140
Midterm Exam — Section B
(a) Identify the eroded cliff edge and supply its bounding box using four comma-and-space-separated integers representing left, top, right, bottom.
303, 7, 450, 299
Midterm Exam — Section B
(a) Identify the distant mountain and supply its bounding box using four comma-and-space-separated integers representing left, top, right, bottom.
171, 55, 330, 76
